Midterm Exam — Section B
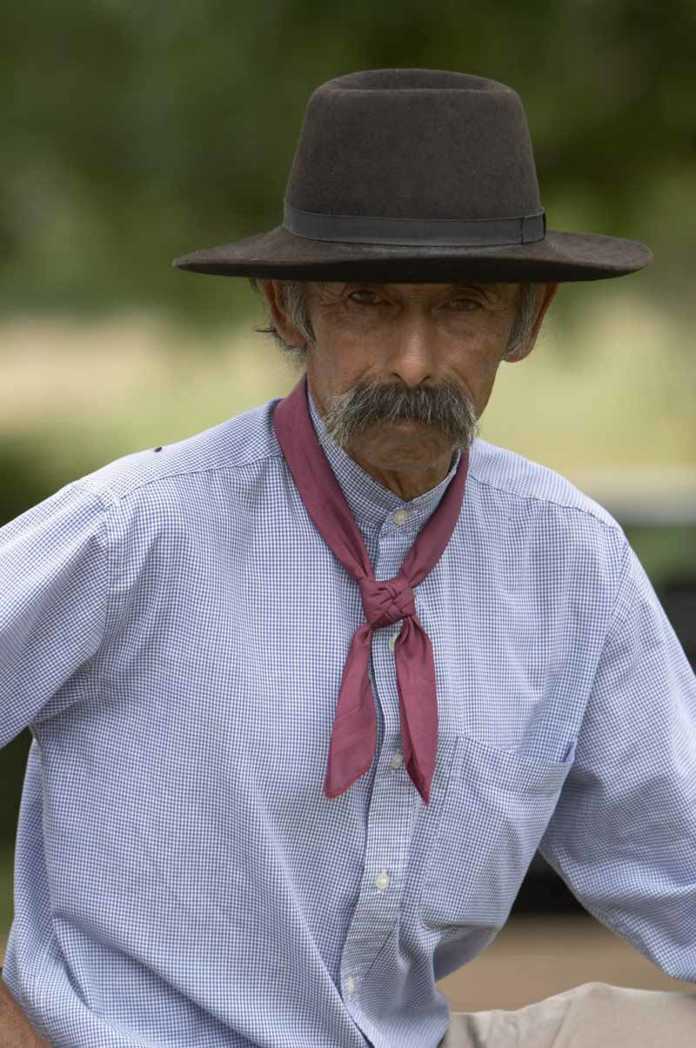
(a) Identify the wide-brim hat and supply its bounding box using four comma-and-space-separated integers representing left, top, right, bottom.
172, 68, 653, 284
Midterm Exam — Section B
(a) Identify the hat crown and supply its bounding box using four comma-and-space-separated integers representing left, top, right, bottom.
172, 65, 653, 283
285, 68, 541, 223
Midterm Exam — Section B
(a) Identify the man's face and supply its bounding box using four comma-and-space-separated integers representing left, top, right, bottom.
263, 278, 557, 499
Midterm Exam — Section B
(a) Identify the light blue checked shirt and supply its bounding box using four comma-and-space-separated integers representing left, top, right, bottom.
2, 383, 696, 1048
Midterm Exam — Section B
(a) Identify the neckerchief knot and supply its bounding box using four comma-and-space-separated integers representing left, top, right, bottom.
358, 576, 416, 630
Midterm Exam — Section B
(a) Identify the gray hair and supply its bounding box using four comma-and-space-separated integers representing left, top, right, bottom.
248, 278, 545, 372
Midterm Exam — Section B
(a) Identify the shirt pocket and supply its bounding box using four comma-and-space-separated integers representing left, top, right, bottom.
419, 732, 576, 932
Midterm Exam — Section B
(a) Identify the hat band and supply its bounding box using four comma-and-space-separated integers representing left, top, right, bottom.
283, 201, 546, 247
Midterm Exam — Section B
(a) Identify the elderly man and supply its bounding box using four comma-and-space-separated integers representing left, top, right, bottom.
2, 68, 696, 1048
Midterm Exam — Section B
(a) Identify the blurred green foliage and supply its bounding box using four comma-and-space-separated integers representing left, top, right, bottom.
1, 0, 695, 328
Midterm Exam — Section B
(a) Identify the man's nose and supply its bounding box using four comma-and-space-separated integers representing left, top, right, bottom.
386, 314, 438, 387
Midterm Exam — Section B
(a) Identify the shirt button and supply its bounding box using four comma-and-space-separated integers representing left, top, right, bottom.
389, 752, 404, 769
374, 870, 390, 891
345, 975, 356, 995
393, 509, 409, 525
389, 631, 399, 650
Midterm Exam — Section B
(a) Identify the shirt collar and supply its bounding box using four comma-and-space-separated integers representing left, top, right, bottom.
306, 381, 463, 530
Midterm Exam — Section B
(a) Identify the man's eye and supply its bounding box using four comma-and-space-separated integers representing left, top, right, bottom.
348, 290, 378, 304
347, 291, 480, 310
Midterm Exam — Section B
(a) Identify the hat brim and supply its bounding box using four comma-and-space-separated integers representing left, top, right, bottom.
171, 225, 652, 283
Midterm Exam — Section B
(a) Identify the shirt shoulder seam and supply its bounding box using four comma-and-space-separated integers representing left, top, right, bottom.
69, 479, 130, 649
74, 449, 284, 507
468, 471, 624, 535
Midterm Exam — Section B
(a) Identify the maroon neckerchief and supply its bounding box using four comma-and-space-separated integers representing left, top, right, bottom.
272, 375, 470, 804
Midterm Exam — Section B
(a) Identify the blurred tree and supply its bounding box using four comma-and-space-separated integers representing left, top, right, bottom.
0, 0, 694, 325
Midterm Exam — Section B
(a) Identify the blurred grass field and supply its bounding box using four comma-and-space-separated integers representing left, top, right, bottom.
4, 292, 694, 590
1, 287, 694, 486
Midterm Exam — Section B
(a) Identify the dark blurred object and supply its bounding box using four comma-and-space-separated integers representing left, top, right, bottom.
0, 439, 67, 526
515, 480, 696, 915
658, 576, 696, 669
514, 853, 586, 914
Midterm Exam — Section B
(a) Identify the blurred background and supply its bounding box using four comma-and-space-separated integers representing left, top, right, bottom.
2, 0, 696, 1011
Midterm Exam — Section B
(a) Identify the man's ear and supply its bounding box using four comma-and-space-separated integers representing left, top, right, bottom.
258, 280, 306, 347
505, 282, 559, 363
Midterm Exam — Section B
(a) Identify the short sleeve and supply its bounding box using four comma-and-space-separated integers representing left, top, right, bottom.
539, 536, 696, 980
0, 480, 114, 749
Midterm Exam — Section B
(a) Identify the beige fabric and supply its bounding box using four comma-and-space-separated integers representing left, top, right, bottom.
439, 981, 696, 1047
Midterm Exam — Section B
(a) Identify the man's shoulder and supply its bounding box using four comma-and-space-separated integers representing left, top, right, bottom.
73, 397, 283, 509
469, 438, 623, 537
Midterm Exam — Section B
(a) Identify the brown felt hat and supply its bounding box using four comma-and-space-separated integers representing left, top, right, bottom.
172, 68, 653, 284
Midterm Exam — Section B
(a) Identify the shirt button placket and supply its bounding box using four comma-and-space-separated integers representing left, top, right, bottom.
347, 537, 404, 999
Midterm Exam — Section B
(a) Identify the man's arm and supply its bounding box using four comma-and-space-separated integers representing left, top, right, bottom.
539, 535, 696, 980
0, 978, 51, 1047
0, 482, 116, 1045
0, 480, 112, 751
